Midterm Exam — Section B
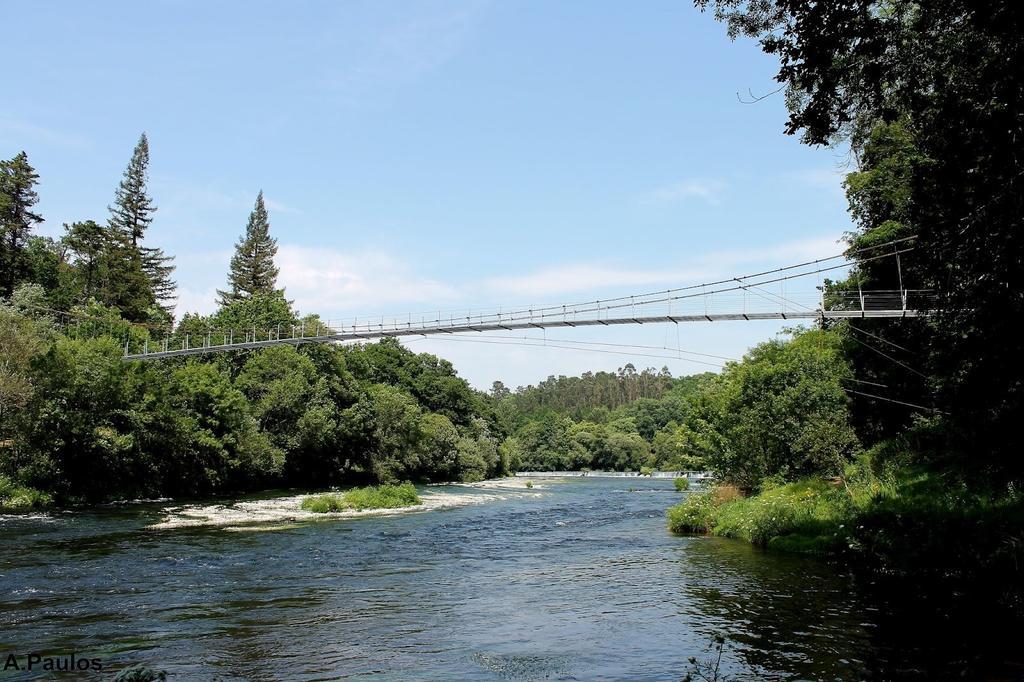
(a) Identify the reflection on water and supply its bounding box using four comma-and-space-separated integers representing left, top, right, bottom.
0, 479, 1012, 680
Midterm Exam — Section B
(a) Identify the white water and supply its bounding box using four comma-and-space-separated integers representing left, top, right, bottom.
147, 478, 544, 530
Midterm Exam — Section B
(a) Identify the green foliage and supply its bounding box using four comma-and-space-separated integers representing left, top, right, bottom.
217, 191, 281, 305
667, 443, 1024, 596
109, 133, 155, 247
163, 361, 282, 493
108, 133, 175, 312
62, 220, 107, 299
301, 483, 421, 513
504, 365, 706, 423
343, 337, 479, 426
515, 415, 587, 471
651, 422, 706, 471
666, 490, 717, 534
209, 290, 298, 336
0, 300, 50, 441
673, 476, 690, 491
712, 480, 853, 550
0, 151, 43, 297
699, 329, 858, 489
0, 474, 52, 510
97, 233, 156, 322
343, 383, 424, 483
699, 0, 1024, 480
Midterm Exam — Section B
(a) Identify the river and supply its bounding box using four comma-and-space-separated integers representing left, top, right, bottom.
0, 478, 1012, 680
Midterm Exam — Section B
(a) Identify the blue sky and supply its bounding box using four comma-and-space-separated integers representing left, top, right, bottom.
2, 0, 855, 389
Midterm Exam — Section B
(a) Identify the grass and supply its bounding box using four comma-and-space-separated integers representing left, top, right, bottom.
301, 482, 421, 513
673, 477, 690, 492
667, 489, 717, 533
666, 453, 1024, 566
712, 479, 853, 551
0, 474, 53, 511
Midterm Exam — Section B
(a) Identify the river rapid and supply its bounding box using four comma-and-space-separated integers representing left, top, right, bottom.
0, 478, 1012, 680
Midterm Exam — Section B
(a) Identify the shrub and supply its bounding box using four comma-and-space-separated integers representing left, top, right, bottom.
711, 479, 853, 549
0, 475, 53, 511
673, 477, 690, 492
667, 490, 718, 534
639, 466, 654, 476
301, 483, 421, 513
525, 480, 534, 489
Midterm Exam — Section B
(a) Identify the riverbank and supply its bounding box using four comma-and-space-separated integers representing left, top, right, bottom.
666, 455, 1024, 614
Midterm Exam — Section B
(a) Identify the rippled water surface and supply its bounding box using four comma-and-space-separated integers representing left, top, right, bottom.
0, 478, 1010, 680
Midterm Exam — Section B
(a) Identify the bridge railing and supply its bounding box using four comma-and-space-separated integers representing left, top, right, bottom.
121, 288, 936, 359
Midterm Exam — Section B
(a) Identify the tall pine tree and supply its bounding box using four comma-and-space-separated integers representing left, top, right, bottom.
0, 152, 43, 297
217, 191, 280, 305
109, 133, 155, 247
108, 133, 176, 316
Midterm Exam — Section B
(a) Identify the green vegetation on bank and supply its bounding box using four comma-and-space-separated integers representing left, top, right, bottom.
301, 483, 421, 513
668, 452, 1024, 576
673, 477, 690, 492
0, 138, 515, 504
0, 474, 52, 511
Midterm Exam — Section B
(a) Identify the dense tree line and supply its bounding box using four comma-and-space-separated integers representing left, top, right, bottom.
495, 329, 856, 482
698, 0, 1024, 482
1, 136, 174, 324
0, 141, 509, 504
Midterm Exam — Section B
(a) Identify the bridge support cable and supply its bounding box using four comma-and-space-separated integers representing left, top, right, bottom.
107, 236, 936, 360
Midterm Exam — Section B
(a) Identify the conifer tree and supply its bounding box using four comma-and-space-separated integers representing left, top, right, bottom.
62, 220, 106, 299
141, 245, 176, 312
109, 133, 156, 247
217, 191, 280, 305
108, 133, 176, 314
98, 228, 153, 321
0, 152, 43, 297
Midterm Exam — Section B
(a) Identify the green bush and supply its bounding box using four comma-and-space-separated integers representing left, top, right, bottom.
0, 475, 53, 511
667, 480, 855, 552
301, 483, 421, 513
711, 479, 853, 548
525, 480, 534, 489
673, 477, 690, 492
666, 490, 717, 534
639, 466, 654, 476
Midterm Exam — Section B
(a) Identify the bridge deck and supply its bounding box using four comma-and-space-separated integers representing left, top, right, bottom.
124, 309, 923, 360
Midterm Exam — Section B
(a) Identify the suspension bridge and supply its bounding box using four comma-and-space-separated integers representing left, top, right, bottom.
120, 238, 933, 361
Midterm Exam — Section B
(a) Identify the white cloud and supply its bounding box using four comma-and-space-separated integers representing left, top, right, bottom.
646, 178, 727, 205
481, 235, 843, 299
175, 286, 219, 318
277, 245, 461, 316
482, 264, 713, 298
263, 197, 299, 214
